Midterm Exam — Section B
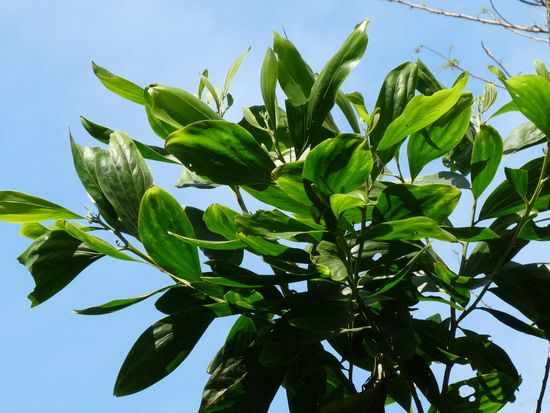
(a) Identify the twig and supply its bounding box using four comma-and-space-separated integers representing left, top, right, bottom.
385, 0, 548, 34
536, 345, 550, 413
481, 41, 512, 77
231, 185, 250, 214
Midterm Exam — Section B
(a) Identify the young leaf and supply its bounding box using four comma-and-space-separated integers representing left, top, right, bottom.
260, 48, 279, 129
139, 186, 201, 282
335, 90, 360, 133
303, 134, 372, 195
114, 308, 214, 396
471, 124, 503, 199
145, 84, 221, 130
0, 191, 83, 223
377, 72, 468, 151
165, 120, 276, 186
534, 60, 550, 82
18, 230, 103, 306
19, 222, 49, 239
305, 20, 368, 147
502, 74, 550, 136
92, 62, 144, 104
222, 47, 250, 98
96, 132, 153, 237
478, 82, 497, 114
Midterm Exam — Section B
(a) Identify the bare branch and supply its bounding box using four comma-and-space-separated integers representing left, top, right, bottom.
536, 346, 550, 413
481, 41, 512, 77
385, 0, 548, 35
517, 0, 546, 6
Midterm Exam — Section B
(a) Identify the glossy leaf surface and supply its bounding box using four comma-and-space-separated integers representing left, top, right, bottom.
0, 191, 82, 223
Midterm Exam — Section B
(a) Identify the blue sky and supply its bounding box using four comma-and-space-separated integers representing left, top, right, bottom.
0, 1, 549, 412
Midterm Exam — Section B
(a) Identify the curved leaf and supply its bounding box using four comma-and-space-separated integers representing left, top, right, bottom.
92, 62, 144, 104
166, 120, 276, 186
139, 186, 201, 282
0, 191, 82, 223
260, 48, 279, 129
365, 217, 456, 242
471, 125, 503, 199
74, 286, 170, 315
503, 121, 546, 155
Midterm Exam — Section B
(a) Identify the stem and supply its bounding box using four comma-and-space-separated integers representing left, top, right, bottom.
536, 345, 550, 413
411, 384, 425, 413
231, 185, 250, 214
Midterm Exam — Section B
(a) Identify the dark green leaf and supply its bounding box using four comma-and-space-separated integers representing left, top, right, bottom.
305, 21, 368, 147
502, 74, 550, 136
303, 134, 372, 195
139, 186, 201, 282
17, 230, 103, 306
519, 220, 550, 241
244, 184, 313, 217
374, 184, 461, 223
479, 307, 545, 339
145, 84, 220, 130
114, 308, 213, 396
365, 217, 456, 242
312, 241, 348, 281
166, 120, 276, 186
92, 62, 144, 104
443, 226, 499, 242
96, 132, 153, 237
204, 204, 240, 240
413, 171, 471, 189
335, 90, 360, 133
74, 286, 170, 315
407, 93, 473, 179
208, 316, 256, 374
261, 48, 279, 129
415, 59, 444, 95
175, 167, 217, 189
471, 125, 503, 199
503, 121, 546, 155
505, 167, 528, 199
0, 191, 83, 223
377, 73, 468, 151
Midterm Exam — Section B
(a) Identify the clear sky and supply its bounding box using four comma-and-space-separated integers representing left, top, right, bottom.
0, 1, 549, 412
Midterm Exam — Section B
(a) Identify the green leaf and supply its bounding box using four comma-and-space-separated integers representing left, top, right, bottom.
92, 62, 144, 104
443, 226, 499, 242
175, 167, 217, 189
365, 217, 456, 242
303, 134, 372, 195
74, 286, 170, 315
415, 59, 444, 95
208, 316, 256, 374
478, 82, 497, 114
273, 31, 314, 106
114, 308, 214, 396
204, 204, 240, 240
518, 220, 550, 241
413, 171, 471, 189
243, 184, 313, 217
479, 307, 545, 339
346, 91, 369, 122
139, 186, 201, 282
305, 20, 368, 147
502, 74, 550, 136
170, 233, 246, 250
80, 116, 112, 143
312, 241, 348, 281
471, 125, 503, 199
17, 230, 103, 306
166, 120, 276, 186
534, 60, 550, 81
503, 121, 546, 155
377, 72, 468, 151
96, 132, 153, 237
145, 84, 221, 130
222, 47, 250, 98
19, 222, 49, 239
54, 220, 138, 262
199, 73, 221, 113
330, 191, 366, 218
70, 137, 118, 226
272, 161, 313, 208
490, 100, 518, 119
374, 184, 461, 223
407, 93, 473, 179
260, 48, 279, 129
335, 90, 360, 133
504, 167, 528, 199
0, 191, 83, 223
200, 346, 284, 413
479, 157, 549, 220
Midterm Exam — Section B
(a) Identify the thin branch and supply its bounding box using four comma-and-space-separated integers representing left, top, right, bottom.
517, 0, 546, 7
386, 0, 549, 34
481, 41, 512, 77
536, 345, 550, 413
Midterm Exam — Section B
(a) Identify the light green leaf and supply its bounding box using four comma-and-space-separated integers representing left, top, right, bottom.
503, 121, 546, 155
169, 234, 246, 250
365, 217, 456, 242
204, 204, 240, 240
305, 20, 368, 147
502, 74, 550, 136
312, 241, 348, 282
166, 120, 276, 186
92, 62, 144, 104
407, 93, 473, 179
223, 47, 250, 98
19, 222, 49, 239
471, 125, 503, 199
199, 73, 221, 112
145, 84, 221, 130
55, 220, 138, 262
303, 134, 372, 195
272, 161, 313, 208
18, 230, 103, 306
139, 186, 201, 282
377, 72, 468, 151
330, 191, 367, 217
0, 191, 83, 223
96, 132, 153, 237
261, 48, 279, 129
413, 172, 471, 189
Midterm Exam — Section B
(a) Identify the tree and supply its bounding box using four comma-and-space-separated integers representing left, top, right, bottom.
1, 19, 550, 413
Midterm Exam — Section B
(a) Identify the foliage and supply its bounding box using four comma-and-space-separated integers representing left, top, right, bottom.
2, 21, 550, 412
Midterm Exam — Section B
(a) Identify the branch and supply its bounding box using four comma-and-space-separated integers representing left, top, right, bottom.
385, 0, 549, 36
536, 345, 550, 413
481, 41, 512, 77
